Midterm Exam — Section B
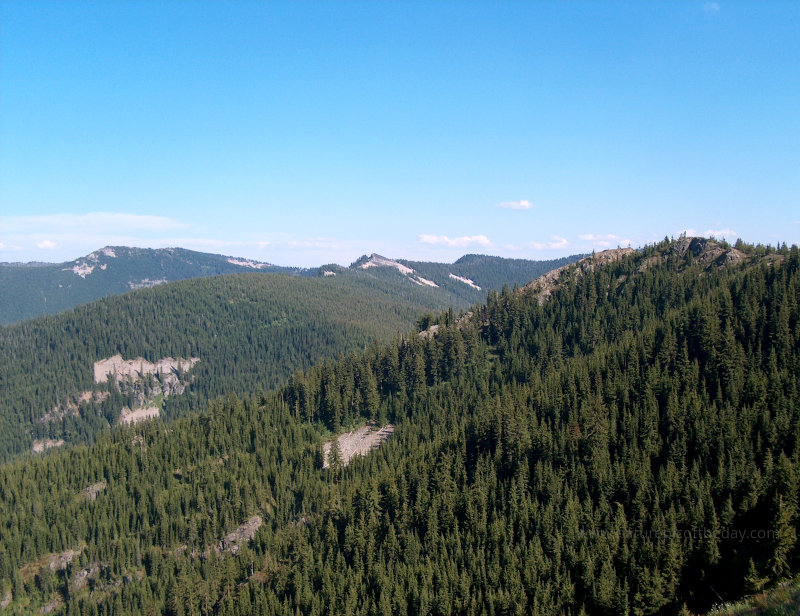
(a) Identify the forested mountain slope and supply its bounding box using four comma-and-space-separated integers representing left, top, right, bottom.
348, 253, 582, 305
0, 253, 579, 461
402, 252, 584, 297
0, 246, 582, 325
0, 237, 798, 615
0, 272, 454, 461
0, 246, 300, 325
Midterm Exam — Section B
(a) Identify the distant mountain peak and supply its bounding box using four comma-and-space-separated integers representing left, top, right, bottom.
356, 254, 438, 287
358, 254, 415, 275
0, 245, 299, 325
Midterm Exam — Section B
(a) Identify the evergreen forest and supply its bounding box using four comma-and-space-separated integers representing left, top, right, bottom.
0, 237, 798, 615
0, 253, 577, 461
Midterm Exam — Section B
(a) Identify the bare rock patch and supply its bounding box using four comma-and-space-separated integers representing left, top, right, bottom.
32, 439, 65, 453
523, 248, 635, 305
80, 481, 107, 501
119, 405, 159, 426
323, 424, 395, 468
93, 355, 199, 385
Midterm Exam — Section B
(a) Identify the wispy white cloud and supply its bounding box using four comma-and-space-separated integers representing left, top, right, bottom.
0, 212, 188, 234
285, 238, 342, 250
159, 237, 342, 252
528, 235, 569, 250
703, 2, 720, 14
37, 239, 58, 250
496, 200, 532, 211
579, 233, 632, 248
418, 234, 492, 248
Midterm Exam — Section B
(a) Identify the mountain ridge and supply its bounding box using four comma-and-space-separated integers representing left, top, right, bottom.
0, 249, 581, 459
0, 245, 301, 325
1, 246, 584, 325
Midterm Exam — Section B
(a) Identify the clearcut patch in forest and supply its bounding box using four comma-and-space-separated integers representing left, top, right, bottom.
322, 424, 394, 468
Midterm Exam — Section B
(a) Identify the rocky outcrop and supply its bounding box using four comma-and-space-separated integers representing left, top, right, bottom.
449, 273, 481, 290
24, 548, 82, 572
95, 355, 197, 403
51, 549, 80, 571
32, 439, 65, 453
323, 424, 395, 468
358, 254, 439, 287
636, 237, 748, 274
80, 481, 107, 501
71, 564, 101, 591
40, 391, 109, 424
90, 355, 199, 423
523, 248, 635, 305
419, 324, 440, 339
669, 236, 746, 266
119, 405, 159, 426
522, 239, 750, 306
127, 278, 168, 290
214, 516, 263, 556
419, 311, 474, 339
93, 355, 199, 385
38, 355, 197, 435
70, 563, 143, 592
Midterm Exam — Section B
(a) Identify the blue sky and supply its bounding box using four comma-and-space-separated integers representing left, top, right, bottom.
1, 1, 798, 267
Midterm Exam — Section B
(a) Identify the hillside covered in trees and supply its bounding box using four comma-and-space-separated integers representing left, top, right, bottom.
0, 246, 301, 325
0, 237, 797, 615
0, 246, 581, 325
0, 272, 449, 462
0, 253, 578, 462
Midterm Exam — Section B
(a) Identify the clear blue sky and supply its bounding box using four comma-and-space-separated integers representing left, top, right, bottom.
2, 1, 798, 267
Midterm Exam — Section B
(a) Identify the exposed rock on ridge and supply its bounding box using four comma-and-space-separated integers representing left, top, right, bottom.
522, 238, 750, 306
523, 247, 636, 305
94, 355, 200, 385
358, 254, 439, 287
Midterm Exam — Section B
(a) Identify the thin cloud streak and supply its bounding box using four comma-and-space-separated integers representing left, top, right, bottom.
418, 234, 492, 248
579, 233, 632, 248
158, 237, 342, 252
1, 212, 189, 233
0, 231, 350, 267
527, 236, 569, 250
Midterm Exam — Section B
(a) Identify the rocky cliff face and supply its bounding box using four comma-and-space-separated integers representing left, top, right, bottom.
523, 247, 636, 305
93, 355, 200, 387
40, 355, 200, 435
93, 355, 200, 411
